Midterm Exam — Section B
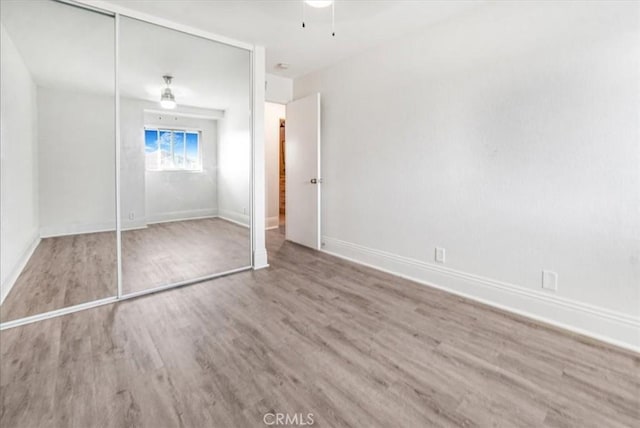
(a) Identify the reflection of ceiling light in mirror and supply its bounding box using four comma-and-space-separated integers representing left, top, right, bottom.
160, 75, 176, 109
305, 0, 333, 8
160, 97, 176, 109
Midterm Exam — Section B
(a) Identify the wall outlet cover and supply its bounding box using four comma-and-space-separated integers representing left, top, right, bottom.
435, 247, 446, 264
542, 270, 558, 291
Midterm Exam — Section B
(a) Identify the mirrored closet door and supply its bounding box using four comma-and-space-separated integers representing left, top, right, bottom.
0, 0, 117, 322
1, 0, 254, 327
118, 17, 252, 295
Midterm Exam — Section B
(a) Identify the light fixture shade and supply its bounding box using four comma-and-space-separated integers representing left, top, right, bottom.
305, 0, 333, 8
160, 88, 176, 109
160, 99, 176, 109
160, 75, 177, 109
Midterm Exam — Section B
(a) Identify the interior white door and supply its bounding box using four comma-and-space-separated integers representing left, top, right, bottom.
286, 93, 321, 249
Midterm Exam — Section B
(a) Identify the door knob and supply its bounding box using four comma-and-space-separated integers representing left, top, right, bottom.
310, 178, 322, 184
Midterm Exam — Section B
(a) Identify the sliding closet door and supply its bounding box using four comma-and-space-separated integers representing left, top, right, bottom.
119, 17, 252, 295
0, 0, 117, 323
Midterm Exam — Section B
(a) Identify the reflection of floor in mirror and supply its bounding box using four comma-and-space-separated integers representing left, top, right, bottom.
0, 231, 117, 323
122, 217, 251, 294
0, 217, 250, 323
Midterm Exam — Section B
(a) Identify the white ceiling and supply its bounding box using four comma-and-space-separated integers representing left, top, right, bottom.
1, 0, 250, 110
1, 0, 115, 95
1, 0, 478, 107
119, 16, 250, 110
99, 0, 480, 79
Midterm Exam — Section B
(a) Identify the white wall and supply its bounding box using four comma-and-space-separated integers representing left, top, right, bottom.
294, 1, 640, 349
218, 108, 251, 226
143, 112, 218, 223
37, 87, 116, 237
120, 97, 147, 229
120, 99, 225, 228
266, 73, 293, 104
0, 25, 39, 303
265, 102, 286, 229
217, 60, 252, 227
36, 91, 224, 233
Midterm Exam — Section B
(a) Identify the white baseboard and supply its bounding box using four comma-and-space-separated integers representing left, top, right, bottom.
1, 232, 41, 305
40, 221, 146, 237
266, 215, 280, 230
218, 209, 250, 228
39, 211, 220, 238
321, 236, 640, 353
121, 219, 148, 231
146, 208, 218, 225
40, 222, 116, 238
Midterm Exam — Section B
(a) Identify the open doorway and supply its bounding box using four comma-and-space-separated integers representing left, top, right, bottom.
266, 94, 321, 247
265, 102, 286, 232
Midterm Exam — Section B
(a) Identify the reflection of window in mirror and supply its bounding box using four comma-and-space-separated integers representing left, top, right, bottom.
144, 127, 201, 171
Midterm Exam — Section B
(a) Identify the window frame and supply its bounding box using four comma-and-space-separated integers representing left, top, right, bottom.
144, 125, 203, 172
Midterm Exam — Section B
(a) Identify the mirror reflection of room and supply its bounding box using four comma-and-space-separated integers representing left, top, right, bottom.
119, 17, 252, 295
0, 1, 117, 322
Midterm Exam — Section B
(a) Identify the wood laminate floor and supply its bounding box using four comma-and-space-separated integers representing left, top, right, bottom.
1, 228, 638, 427
122, 218, 250, 294
0, 218, 250, 322
0, 231, 117, 323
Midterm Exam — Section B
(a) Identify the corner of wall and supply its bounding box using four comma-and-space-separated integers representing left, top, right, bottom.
266, 73, 293, 104
0, 23, 41, 305
0, 232, 40, 305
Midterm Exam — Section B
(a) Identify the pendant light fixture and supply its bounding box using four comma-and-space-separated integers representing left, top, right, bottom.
302, 0, 336, 36
160, 75, 177, 109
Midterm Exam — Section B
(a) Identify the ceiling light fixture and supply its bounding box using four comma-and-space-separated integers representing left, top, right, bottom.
160, 75, 176, 109
302, 0, 336, 36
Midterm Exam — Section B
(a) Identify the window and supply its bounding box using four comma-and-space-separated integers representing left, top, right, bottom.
145, 128, 201, 171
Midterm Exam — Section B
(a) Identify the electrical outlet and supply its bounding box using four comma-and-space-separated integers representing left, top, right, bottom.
542, 270, 558, 291
128, 211, 135, 220
435, 247, 446, 264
